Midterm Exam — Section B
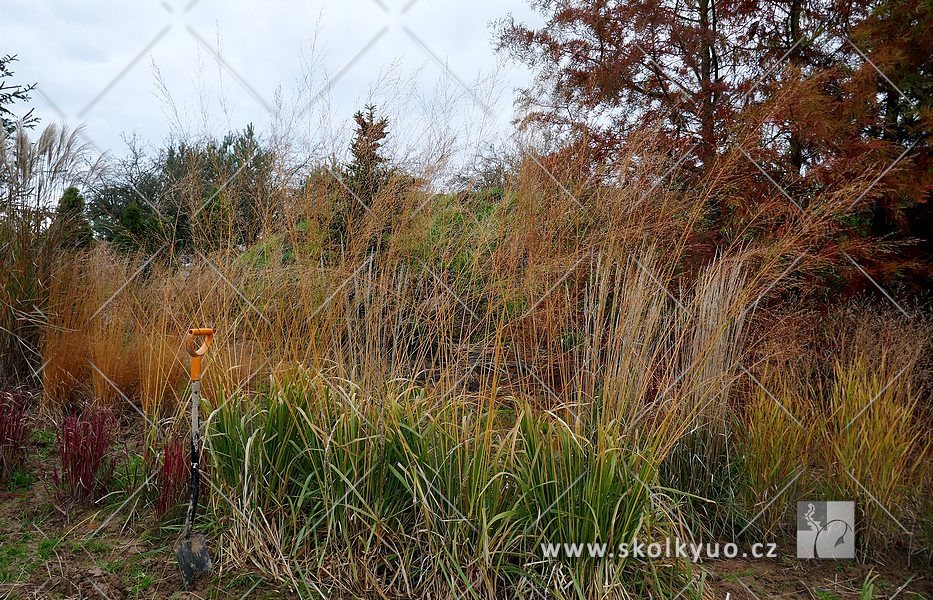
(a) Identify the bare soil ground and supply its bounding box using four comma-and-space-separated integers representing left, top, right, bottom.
706, 556, 929, 599
0, 417, 294, 600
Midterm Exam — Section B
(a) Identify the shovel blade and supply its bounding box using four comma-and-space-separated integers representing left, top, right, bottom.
175, 533, 212, 588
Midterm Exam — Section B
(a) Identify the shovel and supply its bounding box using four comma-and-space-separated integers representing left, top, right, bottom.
175, 327, 214, 588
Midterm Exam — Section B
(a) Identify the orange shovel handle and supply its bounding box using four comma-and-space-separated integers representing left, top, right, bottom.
186, 328, 214, 381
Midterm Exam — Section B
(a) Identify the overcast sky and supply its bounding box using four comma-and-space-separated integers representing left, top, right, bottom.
3, 0, 541, 177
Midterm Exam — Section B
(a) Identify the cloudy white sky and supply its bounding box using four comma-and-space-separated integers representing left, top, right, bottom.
3, 0, 541, 176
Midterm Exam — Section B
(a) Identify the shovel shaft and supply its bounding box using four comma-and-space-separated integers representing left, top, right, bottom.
183, 379, 201, 539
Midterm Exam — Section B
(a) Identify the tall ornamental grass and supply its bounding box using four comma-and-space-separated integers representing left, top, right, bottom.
205, 375, 694, 599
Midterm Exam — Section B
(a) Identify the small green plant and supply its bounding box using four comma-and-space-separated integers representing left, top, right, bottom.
110, 450, 146, 497
37, 536, 63, 560
31, 428, 55, 445
125, 565, 154, 593
71, 538, 111, 554
0, 538, 29, 583
859, 570, 878, 600
6, 466, 34, 489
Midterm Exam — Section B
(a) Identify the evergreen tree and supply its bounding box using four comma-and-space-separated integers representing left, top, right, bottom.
55, 186, 93, 249
345, 104, 390, 203
0, 54, 38, 133
112, 201, 162, 253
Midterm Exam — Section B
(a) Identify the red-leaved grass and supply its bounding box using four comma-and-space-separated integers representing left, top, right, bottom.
53, 406, 116, 504
156, 436, 188, 517
0, 389, 30, 479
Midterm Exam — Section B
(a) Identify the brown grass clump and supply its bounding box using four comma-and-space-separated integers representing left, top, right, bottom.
741, 304, 931, 546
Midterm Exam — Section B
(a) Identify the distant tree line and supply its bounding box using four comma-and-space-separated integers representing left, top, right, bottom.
62, 105, 398, 256
87, 124, 273, 253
